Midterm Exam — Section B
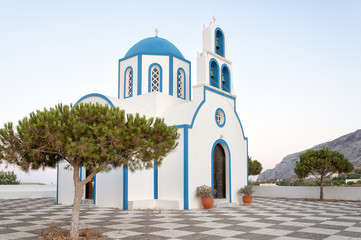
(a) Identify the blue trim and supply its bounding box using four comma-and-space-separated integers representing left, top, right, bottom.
183, 126, 189, 210
123, 66, 134, 99
221, 64, 231, 93
137, 54, 142, 95
123, 165, 128, 210
211, 139, 232, 203
93, 175, 96, 204
246, 138, 249, 186
120, 53, 191, 64
215, 27, 225, 57
79, 167, 82, 181
215, 108, 226, 128
154, 159, 158, 199
56, 162, 59, 204
209, 58, 219, 88
75, 93, 114, 107
169, 57, 173, 96
118, 59, 121, 99
189, 63, 191, 101
177, 68, 186, 99
148, 63, 163, 93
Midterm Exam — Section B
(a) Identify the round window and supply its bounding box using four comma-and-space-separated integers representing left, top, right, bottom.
215, 108, 226, 127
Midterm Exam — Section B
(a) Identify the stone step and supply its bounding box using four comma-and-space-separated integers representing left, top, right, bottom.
213, 199, 231, 208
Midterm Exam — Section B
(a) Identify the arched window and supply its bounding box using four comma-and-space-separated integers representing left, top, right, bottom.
221, 64, 231, 93
148, 64, 162, 92
215, 28, 225, 57
177, 68, 185, 99
209, 59, 219, 88
124, 67, 133, 98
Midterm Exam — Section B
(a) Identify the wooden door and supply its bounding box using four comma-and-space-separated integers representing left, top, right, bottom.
213, 144, 226, 198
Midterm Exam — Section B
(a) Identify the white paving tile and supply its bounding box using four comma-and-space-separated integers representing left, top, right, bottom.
200, 228, 241, 237
251, 228, 293, 236
237, 221, 274, 228
344, 226, 361, 232
149, 222, 188, 229
299, 227, 340, 235
150, 229, 194, 238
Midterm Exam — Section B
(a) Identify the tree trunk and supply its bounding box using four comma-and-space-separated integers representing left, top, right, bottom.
319, 174, 324, 200
70, 165, 84, 240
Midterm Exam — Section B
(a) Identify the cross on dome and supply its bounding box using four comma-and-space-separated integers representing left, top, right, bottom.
155, 28, 159, 37
212, 15, 216, 24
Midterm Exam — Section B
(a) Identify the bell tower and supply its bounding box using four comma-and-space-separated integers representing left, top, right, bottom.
197, 17, 233, 94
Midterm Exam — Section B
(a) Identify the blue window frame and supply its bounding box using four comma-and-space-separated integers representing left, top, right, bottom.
148, 63, 162, 93
215, 28, 225, 57
215, 108, 226, 127
124, 66, 133, 98
177, 68, 186, 99
221, 64, 231, 93
209, 59, 219, 88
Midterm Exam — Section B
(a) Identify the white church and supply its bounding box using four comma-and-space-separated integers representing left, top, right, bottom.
57, 19, 248, 210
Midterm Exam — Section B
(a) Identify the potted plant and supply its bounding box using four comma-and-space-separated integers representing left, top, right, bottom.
196, 185, 217, 209
239, 185, 255, 205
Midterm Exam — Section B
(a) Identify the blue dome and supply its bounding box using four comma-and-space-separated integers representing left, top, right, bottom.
125, 37, 185, 59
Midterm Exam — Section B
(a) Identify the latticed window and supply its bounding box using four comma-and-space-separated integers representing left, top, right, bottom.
151, 66, 160, 92
125, 68, 132, 97
178, 70, 184, 98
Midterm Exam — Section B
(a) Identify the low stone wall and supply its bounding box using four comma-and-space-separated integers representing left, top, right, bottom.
0, 185, 56, 199
253, 186, 361, 201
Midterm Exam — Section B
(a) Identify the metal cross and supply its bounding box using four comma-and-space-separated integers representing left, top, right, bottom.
155, 28, 159, 36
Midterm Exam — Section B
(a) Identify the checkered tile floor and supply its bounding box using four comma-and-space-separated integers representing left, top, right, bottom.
0, 197, 361, 239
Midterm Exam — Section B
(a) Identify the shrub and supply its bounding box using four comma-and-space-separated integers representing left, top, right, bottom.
0, 170, 20, 185
196, 185, 216, 198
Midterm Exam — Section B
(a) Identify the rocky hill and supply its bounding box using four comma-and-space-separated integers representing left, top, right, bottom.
258, 129, 361, 180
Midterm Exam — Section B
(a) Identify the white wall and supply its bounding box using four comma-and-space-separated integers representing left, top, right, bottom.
57, 161, 75, 205
188, 88, 248, 209
0, 185, 56, 199
254, 186, 361, 201
173, 58, 191, 100
142, 55, 169, 94
119, 56, 138, 99
158, 129, 184, 209
96, 167, 123, 208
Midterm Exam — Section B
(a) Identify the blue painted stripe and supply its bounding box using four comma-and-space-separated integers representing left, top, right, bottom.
118, 59, 121, 99
123, 166, 128, 210
56, 162, 59, 204
169, 57, 173, 96
183, 126, 189, 210
189, 63, 191, 101
93, 175, 96, 204
154, 159, 158, 199
79, 167, 82, 181
75, 93, 114, 107
137, 54, 142, 95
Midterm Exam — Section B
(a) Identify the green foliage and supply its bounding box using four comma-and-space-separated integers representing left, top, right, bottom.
196, 185, 216, 198
239, 185, 255, 196
295, 147, 353, 200
0, 103, 180, 173
0, 102, 180, 239
295, 147, 354, 180
248, 156, 263, 176
0, 170, 20, 185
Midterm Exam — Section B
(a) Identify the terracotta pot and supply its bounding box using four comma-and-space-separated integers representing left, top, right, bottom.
242, 196, 252, 205
201, 197, 214, 209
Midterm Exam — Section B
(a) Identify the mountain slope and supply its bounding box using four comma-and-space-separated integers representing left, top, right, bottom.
258, 129, 361, 180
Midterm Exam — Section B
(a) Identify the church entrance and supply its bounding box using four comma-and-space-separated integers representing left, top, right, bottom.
85, 169, 95, 200
213, 144, 226, 198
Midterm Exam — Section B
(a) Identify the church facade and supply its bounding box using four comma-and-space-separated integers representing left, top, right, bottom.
57, 19, 248, 210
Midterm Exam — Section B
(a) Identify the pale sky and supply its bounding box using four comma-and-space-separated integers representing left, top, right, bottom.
1, 0, 360, 184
